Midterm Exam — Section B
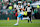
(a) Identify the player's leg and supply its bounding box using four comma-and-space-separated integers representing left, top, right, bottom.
14, 14, 22, 25
30, 16, 32, 23
27, 12, 30, 23
27, 16, 30, 23
29, 12, 32, 23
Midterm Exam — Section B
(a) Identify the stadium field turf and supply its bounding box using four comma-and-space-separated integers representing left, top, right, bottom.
0, 19, 40, 27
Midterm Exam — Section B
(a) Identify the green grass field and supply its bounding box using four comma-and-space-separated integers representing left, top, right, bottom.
0, 19, 40, 27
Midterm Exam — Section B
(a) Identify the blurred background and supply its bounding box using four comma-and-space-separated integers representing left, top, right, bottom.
0, 0, 40, 20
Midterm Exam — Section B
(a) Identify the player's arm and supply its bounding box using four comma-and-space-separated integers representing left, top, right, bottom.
21, 7, 25, 11
23, 7, 25, 11
25, 6, 28, 11
30, 7, 32, 11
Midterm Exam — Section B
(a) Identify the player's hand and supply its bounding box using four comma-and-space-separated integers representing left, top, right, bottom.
21, 8, 23, 10
23, 8, 25, 11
